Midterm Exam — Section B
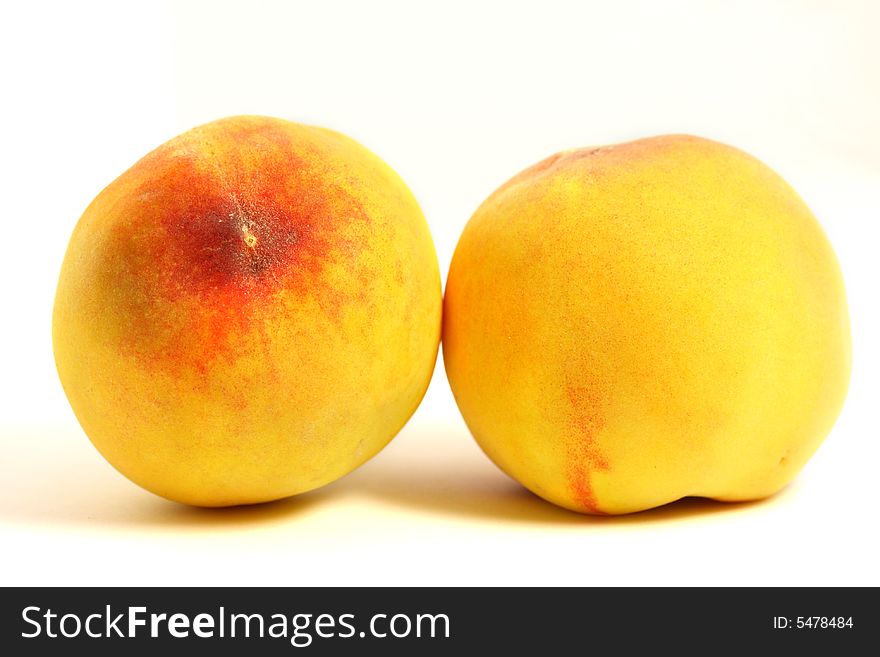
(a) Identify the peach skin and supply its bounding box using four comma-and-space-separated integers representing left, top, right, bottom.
53, 116, 441, 506
443, 135, 850, 515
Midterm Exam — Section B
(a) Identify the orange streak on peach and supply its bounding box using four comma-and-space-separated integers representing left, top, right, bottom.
565, 383, 610, 514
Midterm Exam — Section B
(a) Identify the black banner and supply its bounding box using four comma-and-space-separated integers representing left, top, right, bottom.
0, 587, 873, 654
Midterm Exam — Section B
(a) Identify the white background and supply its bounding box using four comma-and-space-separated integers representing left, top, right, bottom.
1, 0, 878, 586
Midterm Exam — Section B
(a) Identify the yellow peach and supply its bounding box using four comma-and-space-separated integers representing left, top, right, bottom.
53, 116, 441, 506
443, 135, 850, 514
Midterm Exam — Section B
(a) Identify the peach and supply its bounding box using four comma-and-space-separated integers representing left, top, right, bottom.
443, 135, 850, 514
53, 116, 441, 506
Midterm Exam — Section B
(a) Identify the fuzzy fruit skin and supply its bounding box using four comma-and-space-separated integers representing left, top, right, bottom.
54, 116, 441, 506
443, 135, 851, 515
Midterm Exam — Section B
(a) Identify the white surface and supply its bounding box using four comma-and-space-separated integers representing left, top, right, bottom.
1, 0, 878, 586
